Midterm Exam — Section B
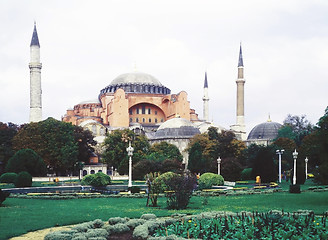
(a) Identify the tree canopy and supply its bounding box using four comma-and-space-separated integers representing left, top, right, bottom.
102, 129, 150, 175
0, 122, 19, 171
5, 149, 46, 176
12, 118, 95, 175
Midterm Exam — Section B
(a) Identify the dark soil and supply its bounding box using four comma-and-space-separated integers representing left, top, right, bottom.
108, 230, 134, 239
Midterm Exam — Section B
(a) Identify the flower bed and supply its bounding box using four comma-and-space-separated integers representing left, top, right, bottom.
43, 210, 328, 240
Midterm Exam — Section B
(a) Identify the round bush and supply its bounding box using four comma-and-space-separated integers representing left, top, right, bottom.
15, 171, 32, 187
0, 172, 18, 183
152, 171, 177, 193
198, 172, 224, 189
81, 172, 111, 187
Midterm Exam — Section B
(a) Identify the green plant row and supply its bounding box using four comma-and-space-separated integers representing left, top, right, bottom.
153, 210, 328, 239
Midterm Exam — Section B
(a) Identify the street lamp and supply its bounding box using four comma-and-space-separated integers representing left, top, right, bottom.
292, 149, 298, 185
126, 141, 134, 189
276, 149, 284, 183
217, 157, 221, 175
305, 157, 309, 179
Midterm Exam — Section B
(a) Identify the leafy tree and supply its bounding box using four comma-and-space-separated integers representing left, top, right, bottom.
102, 129, 150, 175
5, 149, 46, 176
74, 126, 97, 163
221, 157, 242, 181
278, 114, 314, 146
12, 118, 84, 175
314, 107, 328, 184
251, 145, 277, 183
0, 122, 19, 173
147, 142, 183, 162
188, 141, 206, 173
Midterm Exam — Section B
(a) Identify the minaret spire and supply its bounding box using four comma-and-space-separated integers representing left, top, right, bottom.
202, 71, 209, 122
29, 23, 42, 122
230, 44, 246, 140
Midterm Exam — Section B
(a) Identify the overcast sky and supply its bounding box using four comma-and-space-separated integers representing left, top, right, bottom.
1, 0, 328, 134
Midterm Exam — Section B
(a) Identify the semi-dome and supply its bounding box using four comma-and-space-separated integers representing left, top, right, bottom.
99, 71, 171, 97
154, 117, 200, 139
247, 120, 282, 141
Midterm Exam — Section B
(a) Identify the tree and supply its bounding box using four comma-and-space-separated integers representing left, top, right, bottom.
188, 142, 206, 173
221, 157, 242, 181
0, 122, 19, 173
5, 149, 46, 176
12, 118, 85, 175
147, 142, 183, 162
102, 129, 150, 175
278, 114, 314, 146
273, 137, 297, 171
74, 126, 97, 164
314, 107, 328, 184
251, 145, 277, 183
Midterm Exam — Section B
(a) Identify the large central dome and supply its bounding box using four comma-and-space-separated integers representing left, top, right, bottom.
111, 72, 163, 86
99, 71, 171, 96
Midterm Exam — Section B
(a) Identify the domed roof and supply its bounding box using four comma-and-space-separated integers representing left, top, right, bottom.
247, 120, 282, 140
111, 72, 163, 86
99, 71, 171, 96
154, 117, 200, 139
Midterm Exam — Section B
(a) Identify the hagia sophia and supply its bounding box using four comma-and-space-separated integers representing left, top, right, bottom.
29, 24, 282, 173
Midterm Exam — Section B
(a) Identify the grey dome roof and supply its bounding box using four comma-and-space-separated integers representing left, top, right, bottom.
99, 71, 171, 97
247, 121, 282, 140
154, 117, 200, 139
111, 72, 163, 86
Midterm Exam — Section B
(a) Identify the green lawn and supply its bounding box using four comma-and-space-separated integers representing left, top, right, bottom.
1, 191, 328, 239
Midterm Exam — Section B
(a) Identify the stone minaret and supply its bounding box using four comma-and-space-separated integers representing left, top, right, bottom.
29, 23, 42, 122
231, 44, 246, 140
202, 72, 209, 122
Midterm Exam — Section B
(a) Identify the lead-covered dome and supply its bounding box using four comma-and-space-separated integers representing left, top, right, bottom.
153, 117, 200, 139
247, 120, 282, 141
99, 71, 171, 97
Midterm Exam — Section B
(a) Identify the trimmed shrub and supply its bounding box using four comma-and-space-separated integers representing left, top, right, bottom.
81, 172, 111, 187
241, 168, 252, 180
126, 219, 146, 229
14, 171, 32, 187
108, 217, 129, 225
198, 172, 224, 189
105, 223, 130, 235
0, 172, 18, 183
133, 224, 149, 239
140, 213, 157, 220
85, 229, 108, 238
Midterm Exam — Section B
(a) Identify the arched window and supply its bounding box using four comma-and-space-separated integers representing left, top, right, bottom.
91, 170, 95, 174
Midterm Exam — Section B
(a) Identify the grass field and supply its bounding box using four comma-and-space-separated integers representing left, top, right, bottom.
1, 191, 328, 239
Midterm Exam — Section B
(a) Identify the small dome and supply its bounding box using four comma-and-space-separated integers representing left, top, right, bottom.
111, 72, 163, 86
154, 117, 200, 139
247, 121, 282, 140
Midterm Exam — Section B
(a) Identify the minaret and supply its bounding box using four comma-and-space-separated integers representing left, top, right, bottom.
231, 44, 246, 140
202, 72, 209, 122
29, 22, 42, 122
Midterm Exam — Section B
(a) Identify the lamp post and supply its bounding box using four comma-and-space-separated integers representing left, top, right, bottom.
276, 149, 284, 183
126, 141, 134, 189
217, 157, 221, 175
305, 157, 309, 179
292, 149, 298, 185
